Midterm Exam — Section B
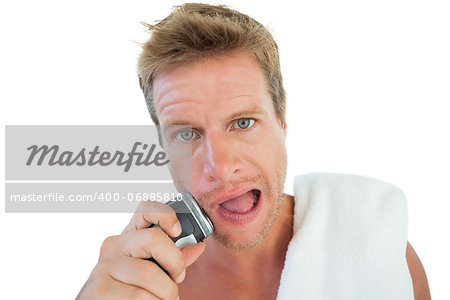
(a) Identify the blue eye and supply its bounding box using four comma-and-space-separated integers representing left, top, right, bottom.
175, 129, 198, 141
232, 118, 255, 129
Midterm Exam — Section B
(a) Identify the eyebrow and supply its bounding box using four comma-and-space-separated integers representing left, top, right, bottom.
163, 120, 194, 126
228, 107, 266, 120
162, 106, 266, 126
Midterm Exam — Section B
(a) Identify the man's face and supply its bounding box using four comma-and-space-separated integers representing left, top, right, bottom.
153, 52, 287, 249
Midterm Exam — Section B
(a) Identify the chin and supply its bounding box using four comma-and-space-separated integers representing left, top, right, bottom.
212, 230, 266, 250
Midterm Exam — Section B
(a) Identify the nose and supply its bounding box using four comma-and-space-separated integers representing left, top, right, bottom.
200, 132, 242, 182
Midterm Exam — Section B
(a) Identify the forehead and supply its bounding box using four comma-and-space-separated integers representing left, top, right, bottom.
152, 53, 272, 123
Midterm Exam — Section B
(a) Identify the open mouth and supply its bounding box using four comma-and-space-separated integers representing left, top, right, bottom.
219, 189, 261, 214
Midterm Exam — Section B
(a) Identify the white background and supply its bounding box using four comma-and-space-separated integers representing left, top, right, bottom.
1, 0, 449, 299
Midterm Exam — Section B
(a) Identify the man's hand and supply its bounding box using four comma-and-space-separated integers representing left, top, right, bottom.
76, 201, 206, 300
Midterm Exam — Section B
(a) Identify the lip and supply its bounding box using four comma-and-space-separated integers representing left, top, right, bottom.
215, 190, 262, 226
208, 187, 258, 209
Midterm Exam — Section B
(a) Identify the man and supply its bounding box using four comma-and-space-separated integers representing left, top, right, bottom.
77, 3, 430, 299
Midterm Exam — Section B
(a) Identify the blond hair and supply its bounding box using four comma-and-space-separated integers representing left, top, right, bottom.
137, 3, 286, 125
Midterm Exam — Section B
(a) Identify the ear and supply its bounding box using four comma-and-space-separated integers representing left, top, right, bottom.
156, 125, 164, 149
282, 98, 287, 136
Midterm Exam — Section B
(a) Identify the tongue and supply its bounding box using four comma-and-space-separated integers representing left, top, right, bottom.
220, 191, 255, 213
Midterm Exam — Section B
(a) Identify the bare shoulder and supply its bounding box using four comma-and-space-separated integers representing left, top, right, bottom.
406, 241, 431, 300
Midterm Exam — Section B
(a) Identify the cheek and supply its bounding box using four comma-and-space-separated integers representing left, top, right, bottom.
258, 132, 287, 197
252, 128, 287, 168
165, 147, 194, 191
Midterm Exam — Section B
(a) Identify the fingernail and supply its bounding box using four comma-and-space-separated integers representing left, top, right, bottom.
176, 269, 186, 284
172, 223, 181, 236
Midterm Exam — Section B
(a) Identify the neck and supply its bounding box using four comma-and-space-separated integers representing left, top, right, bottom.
200, 194, 294, 278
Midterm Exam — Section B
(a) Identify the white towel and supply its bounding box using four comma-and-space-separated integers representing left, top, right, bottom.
277, 173, 414, 300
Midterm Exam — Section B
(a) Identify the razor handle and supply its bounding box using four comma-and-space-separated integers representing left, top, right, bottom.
146, 193, 214, 273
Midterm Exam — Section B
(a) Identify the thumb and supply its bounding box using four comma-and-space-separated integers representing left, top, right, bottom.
180, 241, 206, 267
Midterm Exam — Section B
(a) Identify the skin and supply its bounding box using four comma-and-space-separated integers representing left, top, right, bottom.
76, 52, 431, 299
154, 52, 288, 251
153, 52, 292, 299
406, 242, 432, 300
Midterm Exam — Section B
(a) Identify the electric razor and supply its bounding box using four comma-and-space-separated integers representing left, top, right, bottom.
147, 193, 214, 270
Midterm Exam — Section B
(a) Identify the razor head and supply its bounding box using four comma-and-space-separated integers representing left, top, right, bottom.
167, 193, 214, 248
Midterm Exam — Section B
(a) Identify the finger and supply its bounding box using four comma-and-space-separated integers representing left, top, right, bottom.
117, 227, 186, 282
108, 256, 178, 300
180, 241, 206, 267
123, 200, 181, 238
122, 285, 161, 300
